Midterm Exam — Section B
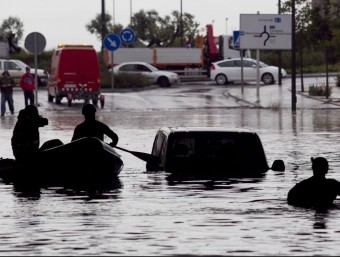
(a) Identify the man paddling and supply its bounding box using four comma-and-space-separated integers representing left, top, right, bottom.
72, 103, 119, 146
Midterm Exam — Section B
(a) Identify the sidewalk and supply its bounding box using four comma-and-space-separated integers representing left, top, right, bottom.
225, 82, 340, 109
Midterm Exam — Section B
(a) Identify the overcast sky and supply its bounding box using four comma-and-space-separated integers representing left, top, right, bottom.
3, 0, 280, 52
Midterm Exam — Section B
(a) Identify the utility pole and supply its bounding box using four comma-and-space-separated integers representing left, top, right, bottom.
180, 0, 183, 46
101, 0, 105, 53
278, 0, 282, 86
292, 0, 297, 111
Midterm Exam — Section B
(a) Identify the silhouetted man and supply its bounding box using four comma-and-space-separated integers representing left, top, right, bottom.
72, 103, 119, 146
287, 157, 340, 209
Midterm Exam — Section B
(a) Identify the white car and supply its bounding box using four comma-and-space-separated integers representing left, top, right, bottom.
210, 58, 287, 85
0, 59, 49, 87
112, 62, 180, 87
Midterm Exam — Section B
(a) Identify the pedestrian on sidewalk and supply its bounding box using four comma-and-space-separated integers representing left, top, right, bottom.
20, 66, 35, 106
0, 70, 15, 116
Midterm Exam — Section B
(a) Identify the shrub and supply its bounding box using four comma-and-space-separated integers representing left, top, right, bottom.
100, 71, 151, 89
308, 83, 333, 97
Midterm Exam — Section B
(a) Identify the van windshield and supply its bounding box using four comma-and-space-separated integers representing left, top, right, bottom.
169, 132, 269, 172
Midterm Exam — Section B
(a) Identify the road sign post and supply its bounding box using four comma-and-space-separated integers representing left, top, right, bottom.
24, 32, 46, 106
120, 28, 135, 45
103, 33, 121, 89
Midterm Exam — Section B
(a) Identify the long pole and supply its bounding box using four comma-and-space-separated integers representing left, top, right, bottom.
278, 0, 282, 86
101, 0, 105, 53
180, 0, 183, 46
291, 0, 297, 111
34, 33, 38, 106
113, 0, 115, 25
130, 0, 132, 24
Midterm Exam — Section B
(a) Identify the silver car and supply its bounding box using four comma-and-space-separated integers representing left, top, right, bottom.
210, 58, 287, 85
113, 61, 180, 87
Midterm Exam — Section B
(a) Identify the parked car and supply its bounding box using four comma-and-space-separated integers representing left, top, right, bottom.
0, 59, 48, 87
146, 127, 285, 181
210, 58, 287, 85
112, 62, 180, 87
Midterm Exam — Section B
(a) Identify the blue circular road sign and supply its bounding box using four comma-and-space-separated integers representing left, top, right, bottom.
120, 28, 135, 44
103, 33, 121, 51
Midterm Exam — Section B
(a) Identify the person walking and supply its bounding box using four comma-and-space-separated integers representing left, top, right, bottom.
287, 157, 340, 209
0, 70, 15, 116
71, 103, 119, 146
19, 66, 35, 106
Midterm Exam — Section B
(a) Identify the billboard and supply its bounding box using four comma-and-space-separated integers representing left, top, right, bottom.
240, 14, 292, 50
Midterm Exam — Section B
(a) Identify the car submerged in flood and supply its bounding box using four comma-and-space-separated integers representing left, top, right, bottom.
146, 127, 285, 181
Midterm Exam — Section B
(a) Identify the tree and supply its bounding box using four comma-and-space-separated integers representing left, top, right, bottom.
130, 9, 200, 47
86, 9, 201, 48
281, 0, 313, 92
86, 13, 123, 40
0, 16, 23, 54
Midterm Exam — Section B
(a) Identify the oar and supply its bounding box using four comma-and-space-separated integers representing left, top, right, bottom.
111, 145, 160, 164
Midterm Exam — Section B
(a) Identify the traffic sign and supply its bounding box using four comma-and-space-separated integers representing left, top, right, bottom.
103, 33, 121, 51
233, 31, 240, 50
240, 14, 292, 50
120, 28, 135, 44
24, 32, 46, 54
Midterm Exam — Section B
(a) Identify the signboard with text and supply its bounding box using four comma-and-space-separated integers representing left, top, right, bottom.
240, 14, 292, 50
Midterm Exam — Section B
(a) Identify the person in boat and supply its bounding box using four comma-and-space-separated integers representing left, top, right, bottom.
71, 103, 119, 146
11, 105, 49, 162
287, 157, 340, 209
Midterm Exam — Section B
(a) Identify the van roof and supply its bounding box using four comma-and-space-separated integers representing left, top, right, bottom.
159, 126, 256, 135
56, 44, 94, 50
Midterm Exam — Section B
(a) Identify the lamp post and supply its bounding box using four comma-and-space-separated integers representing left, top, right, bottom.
180, 0, 183, 46
278, 0, 282, 86
291, 0, 297, 111
101, 0, 105, 53
130, 0, 132, 24
225, 17, 228, 35
113, 0, 115, 25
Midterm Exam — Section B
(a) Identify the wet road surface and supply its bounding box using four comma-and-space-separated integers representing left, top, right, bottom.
1, 78, 340, 255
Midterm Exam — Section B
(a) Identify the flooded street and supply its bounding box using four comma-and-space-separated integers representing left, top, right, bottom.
1, 80, 340, 255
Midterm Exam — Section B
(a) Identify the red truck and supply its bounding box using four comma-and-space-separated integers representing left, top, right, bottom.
48, 44, 104, 107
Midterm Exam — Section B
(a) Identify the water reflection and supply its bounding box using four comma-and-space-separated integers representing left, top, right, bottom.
11, 177, 123, 200
1, 107, 340, 255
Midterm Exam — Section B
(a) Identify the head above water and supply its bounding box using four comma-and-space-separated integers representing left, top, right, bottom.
311, 157, 328, 177
82, 103, 96, 117
25, 104, 39, 118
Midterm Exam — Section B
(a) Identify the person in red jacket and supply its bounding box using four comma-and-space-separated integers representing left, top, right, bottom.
19, 67, 35, 106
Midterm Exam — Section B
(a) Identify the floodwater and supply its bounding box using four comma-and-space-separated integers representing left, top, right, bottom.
1, 84, 340, 255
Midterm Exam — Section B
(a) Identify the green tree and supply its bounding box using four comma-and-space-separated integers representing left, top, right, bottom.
130, 9, 200, 47
85, 13, 124, 40
282, 0, 313, 91
0, 16, 24, 43
86, 9, 201, 48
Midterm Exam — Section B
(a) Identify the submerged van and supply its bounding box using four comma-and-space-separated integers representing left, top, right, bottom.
47, 44, 104, 107
147, 127, 285, 181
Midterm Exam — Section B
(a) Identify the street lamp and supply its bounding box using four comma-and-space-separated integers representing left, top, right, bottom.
291, 0, 297, 111
130, 0, 132, 24
113, 0, 115, 25
180, 0, 183, 46
101, 0, 105, 53
225, 17, 228, 35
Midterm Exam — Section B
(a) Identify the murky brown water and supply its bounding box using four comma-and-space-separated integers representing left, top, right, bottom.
1, 89, 340, 255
